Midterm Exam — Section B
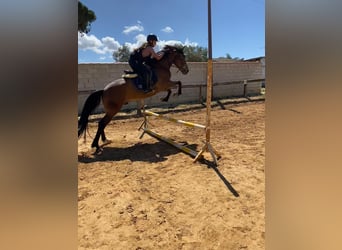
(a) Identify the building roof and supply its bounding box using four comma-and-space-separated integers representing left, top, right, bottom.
244, 56, 265, 62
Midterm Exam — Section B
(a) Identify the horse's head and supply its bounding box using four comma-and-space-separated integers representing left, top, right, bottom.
162, 45, 189, 74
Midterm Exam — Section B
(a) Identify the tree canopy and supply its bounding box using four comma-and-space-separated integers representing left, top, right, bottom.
113, 45, 131, 62
111, 43, 242, 63
216, 53, 244, 61
182, 45, 208, 62
112, 45, 209, 62
78, 1, 96, 34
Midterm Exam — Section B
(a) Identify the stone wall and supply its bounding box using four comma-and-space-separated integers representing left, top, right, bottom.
78, 61, 264, 114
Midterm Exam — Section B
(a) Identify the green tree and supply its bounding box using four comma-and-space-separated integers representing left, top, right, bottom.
216, 53, 244, 61
113, 45, 131, 62
225, 53, 233, 59
182, 45, 208, 62
113, 44, 210, 62
78, 1, 96, 34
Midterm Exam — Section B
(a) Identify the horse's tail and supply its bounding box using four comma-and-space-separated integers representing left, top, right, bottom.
78, 90, 104, 138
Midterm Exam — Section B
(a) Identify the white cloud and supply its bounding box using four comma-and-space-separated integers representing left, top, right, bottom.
78, 32, 120, 56
156, 40, 182, 50
124, 34, 146, 52
78, 33, 102, 50
161, 26, 174, 33
155, 38, 198, 51
184, 38, 198, 47
123, 21, 144, 35
101, 36, 121, 53
135, 34, 146, 44
78, 31, 202, 62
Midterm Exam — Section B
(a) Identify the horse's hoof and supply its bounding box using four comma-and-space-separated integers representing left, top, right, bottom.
91, 146, 103, 155
95, 147, 103, 155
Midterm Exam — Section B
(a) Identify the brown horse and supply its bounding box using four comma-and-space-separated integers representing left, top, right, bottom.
78, 45, 189, 153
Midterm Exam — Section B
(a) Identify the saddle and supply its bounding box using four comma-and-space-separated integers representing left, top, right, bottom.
122, 70, 138, 78
122, 70, 145, 90
122, 70, 157, 92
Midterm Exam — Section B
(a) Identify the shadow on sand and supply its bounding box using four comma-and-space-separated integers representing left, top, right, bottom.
79, 140, 239, 197
78, 141, 198, 164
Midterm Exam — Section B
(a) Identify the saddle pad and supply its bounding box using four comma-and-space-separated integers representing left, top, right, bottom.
122, 73, 138, 78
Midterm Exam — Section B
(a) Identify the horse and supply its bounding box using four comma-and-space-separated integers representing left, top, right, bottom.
78, 45, 189, 153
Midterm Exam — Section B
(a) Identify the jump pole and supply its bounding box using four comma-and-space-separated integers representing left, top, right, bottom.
142, 128, 199, 158
143, 110, 206, 130
139, 110, 205, 159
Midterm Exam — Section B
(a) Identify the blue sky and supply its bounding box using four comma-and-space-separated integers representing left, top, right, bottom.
78, 0, 264, 63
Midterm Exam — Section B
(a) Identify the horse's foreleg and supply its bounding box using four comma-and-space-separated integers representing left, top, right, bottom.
177, 81, 182, 95
158, 80, 182, 102
172, 81, 182, 96
161, 89, 171, 102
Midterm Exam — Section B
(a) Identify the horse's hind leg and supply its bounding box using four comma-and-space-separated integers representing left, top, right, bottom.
101, 129, 108, 143
92, 98, 124, 153
100, 121, 114, 146
91, 113, 114, 152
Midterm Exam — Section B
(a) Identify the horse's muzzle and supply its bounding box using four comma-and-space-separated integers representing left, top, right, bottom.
181, 66, 189, 74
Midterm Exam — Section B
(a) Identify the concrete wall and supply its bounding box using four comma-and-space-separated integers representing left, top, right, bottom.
78, 61, 264, 114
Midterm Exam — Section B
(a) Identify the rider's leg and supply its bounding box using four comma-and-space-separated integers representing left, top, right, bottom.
151, 69, 157, 85
131, 62, 147, 90
144, 66, 153, 92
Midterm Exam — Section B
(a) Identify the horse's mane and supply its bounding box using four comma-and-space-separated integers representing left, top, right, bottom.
147, 45, 185, 66
162, 45, 184, 55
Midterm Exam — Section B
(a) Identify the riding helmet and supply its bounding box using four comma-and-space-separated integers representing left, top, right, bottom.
147, 34, 158, 42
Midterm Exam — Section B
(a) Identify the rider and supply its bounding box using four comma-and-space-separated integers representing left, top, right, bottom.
129, 34, 164, 92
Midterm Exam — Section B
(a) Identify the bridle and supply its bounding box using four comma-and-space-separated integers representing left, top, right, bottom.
164, 47, 189, 74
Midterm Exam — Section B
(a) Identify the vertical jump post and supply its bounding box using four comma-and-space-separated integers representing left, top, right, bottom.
193, 0, 221, 165
139, 0, 221, 165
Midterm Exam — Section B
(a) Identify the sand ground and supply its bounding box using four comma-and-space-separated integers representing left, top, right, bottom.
78, 98, 265, 249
